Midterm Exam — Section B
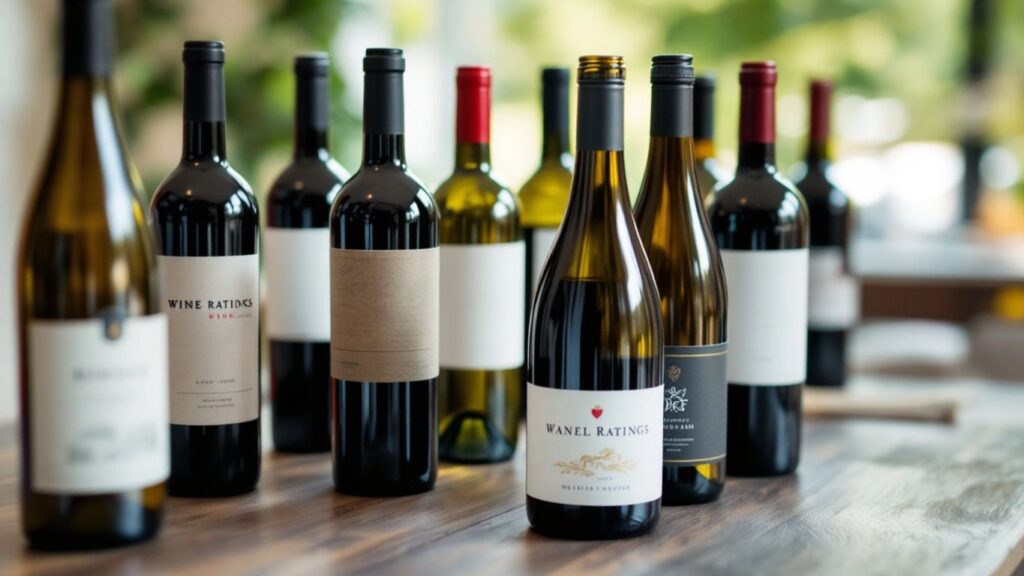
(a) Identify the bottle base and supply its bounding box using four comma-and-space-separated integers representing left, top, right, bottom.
662, 465, 725, 506
439, 452, 516, 465
526, 496, 660, 540
273, 442, 331, 455
25, 518, 161, 551
168, 481, 258, 498
726, 464, 798, 478
333, 480, 435, 498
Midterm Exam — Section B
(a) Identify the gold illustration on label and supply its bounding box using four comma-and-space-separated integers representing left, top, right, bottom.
555, 448, 637, 477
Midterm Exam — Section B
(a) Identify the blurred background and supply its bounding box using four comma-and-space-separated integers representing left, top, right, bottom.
1, 0, 1023, 423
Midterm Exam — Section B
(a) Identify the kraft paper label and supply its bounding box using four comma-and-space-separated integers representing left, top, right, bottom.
331, 247, 440, 382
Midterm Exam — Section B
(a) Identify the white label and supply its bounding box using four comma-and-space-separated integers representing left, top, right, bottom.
527, 383, 663, 506
30, 315, 169, 494
530, 228, 558, 295
159, 255, 260, 425
808, 247, 860, 329
265, 227, 330, 341
440, 242, 525, 370
721, 249, 808, 385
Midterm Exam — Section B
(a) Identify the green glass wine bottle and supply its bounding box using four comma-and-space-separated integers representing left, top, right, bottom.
527, 56, 664, 540
18, 0, 167, 550
437, 67, 523, 463
634, 55, 728, 505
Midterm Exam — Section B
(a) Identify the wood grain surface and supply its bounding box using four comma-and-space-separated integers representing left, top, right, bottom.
2, 376, 1023, 576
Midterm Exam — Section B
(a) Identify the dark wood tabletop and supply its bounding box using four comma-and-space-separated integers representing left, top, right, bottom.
2, 375, 1024, 576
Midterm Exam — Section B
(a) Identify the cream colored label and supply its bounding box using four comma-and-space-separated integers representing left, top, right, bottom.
440, 242, 525, 370
527, 383, 663, 506
331, 247, 440, 382
159, 255, 260, 426
30, 315, 169, 494
720, 249, 808, 385
809, 247, 860, 329
265, 228, 331, 341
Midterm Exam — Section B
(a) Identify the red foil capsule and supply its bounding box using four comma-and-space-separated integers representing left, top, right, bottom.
456, 66, 491, 144
739, 61, 777, 145
809, 79, 833, 144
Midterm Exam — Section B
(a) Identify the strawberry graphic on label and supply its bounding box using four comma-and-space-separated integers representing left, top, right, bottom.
591, 405, 603, 419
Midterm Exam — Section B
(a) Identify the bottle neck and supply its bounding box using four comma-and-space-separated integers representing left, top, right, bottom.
362, 70, 405, 167
737, 142, 776, 171
804, 140, 831, 168
295, 70, 330, 160
541, 75, 570, 163
63, 0, 113, 79
541, 131, 571, 164
455, 73, 491, 171
693, 81, 714, 146
577, 81, 623, 153
363, 134, 405, 166
569, 82, 630, 217
570, 150, 632, 216
183, 121, 227, 162
182, 62, 227, 162
55, 0, 126, 166
455, 142, 490, 171
694, 138, 716, 162
645, 137, 701, 206
806, 85, 832, 168
647, 82, 700, 207
737, 82, 776, 170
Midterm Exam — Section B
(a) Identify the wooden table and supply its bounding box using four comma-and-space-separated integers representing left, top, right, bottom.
3, 376, 1024, 575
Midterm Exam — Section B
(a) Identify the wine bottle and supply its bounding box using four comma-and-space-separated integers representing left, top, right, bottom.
437, 67, 523, 463
266, 54, 350, 453
794, 80, 857, 388
527, 56, 663, 539
329, 48, 439, 496
521, 68, 572, 297
151, 41, 261, 496
18, 0, 168, 549
707, 62, 809, 477
634, 55, 728, 505
519, 68, 572, 415
694, 75, 725, 199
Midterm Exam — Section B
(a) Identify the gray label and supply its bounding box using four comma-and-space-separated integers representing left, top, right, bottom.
663, 342, 727, 465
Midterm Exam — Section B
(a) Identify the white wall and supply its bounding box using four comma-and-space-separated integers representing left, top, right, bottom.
0, 2, 57, 424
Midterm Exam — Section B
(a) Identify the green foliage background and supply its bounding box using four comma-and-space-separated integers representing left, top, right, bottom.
111, 0, 1024, 194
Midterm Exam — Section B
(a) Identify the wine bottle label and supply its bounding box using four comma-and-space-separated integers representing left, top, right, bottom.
159, 255, 260, 426
808, 247, 860, 330
264, 227, 331, 342
720, 248, 808, 385
440, 242, 525, 369
526, 383, 663, 506
29, 315, 169, 494
663, 342, 727, 465
330, 247, 440, 382
528, 227, 558, 295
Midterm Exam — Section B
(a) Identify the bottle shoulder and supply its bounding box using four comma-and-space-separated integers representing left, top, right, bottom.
708, 169, 809, 249
797, 168, 850, 210
151, 160, 259, 218
711, 170, 807, 221
519, 162, 572, 225
436, 170, 518, 212
267, 158, 347, 206
332, 163, 439, 220
520, 162, 572, 198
